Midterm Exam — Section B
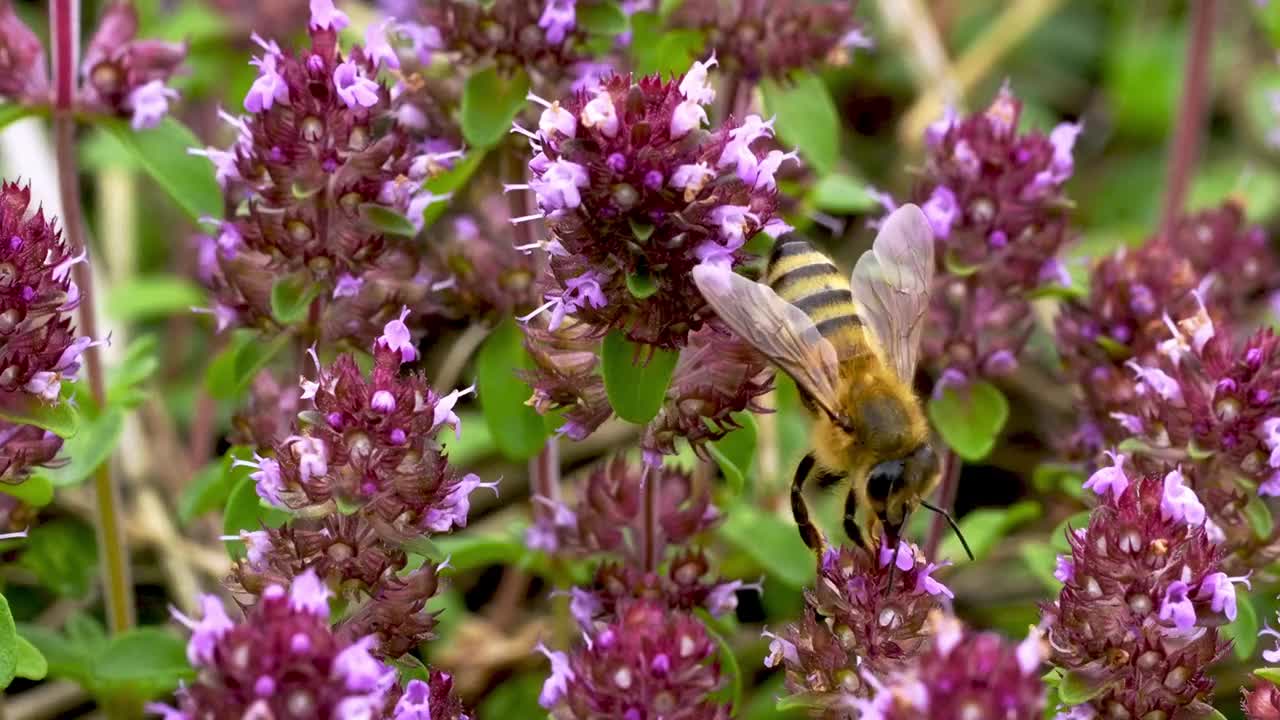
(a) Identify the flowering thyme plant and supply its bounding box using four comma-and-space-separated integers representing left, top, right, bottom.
4, 1, 1280, 718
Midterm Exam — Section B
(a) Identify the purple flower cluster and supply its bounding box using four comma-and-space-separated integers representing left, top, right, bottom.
641, 323, 773, 464
764, 543, 952, 711
0, 182, 92, 481
421, 205, 540, 321
193, 0, 456, 345
849, 612, 1046, 719
668, 0, 869, 80
239, 311, 495, 542
538, 599, 730, 719
1167, 200, 1279, 318
910, 88, 1081, 384
513, 56, 794, 349
1054, 241, 1205, 452
1042, 473, 1232, 718
0, 1, 185, 129
149, 570, 468, 720
397, 0, 591, 76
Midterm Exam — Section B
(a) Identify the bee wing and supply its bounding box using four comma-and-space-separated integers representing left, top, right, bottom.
692, 264, 843, 419
851, 204, 935, 383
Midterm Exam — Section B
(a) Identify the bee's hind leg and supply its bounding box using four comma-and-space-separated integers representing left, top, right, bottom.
790, 454, 827, 557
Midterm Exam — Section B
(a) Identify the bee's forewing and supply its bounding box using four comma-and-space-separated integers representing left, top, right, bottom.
692, 264, 844, 418
850, 204, 935, 382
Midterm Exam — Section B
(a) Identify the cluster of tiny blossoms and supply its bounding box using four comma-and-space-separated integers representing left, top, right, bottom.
149, 570, 467, 720
0, 182, 93, 482
849, 612, 1046, 720
512, 54, 794, 349
668, 0, 870, 81
193, 0, 458, 345
0, 2, 185, 129
1042, 469, 1236, 718
764, 543, 953, 713
905, 88, 1080, 386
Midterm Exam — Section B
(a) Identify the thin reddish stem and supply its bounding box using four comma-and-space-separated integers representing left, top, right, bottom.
924, 449, 960, 559
1158, 0, 1217, 243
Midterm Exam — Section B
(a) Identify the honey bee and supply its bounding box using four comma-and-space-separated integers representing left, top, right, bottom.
693, 204, 970, 562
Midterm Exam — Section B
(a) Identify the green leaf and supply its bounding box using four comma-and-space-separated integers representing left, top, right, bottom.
360, 203, 418, 237
1019, 541, 1062, 592
0, 103, 41, 132
178, 454, 240, 525
428, 532, 536, 573
269, 272, 322, 325
629, 218, 656, 241
0, 473, 53, 507
577, 1, 628, 34
1245, 494, 1274, 540
477, 672, 546, 720
1226, 591, 1260, 661
476, 318, 550, 461
718, 501, 814, 588
695, 609, 742, 712
19, 520, 98, 598
600, 331, 679, 424
100, 116, 222, 221
707, 414, 757, 496
34, 407, 124, 488
107, 335, 160, 409
104, 275, 206, 322
91, 627, 193, 698
775, 693, 827, 713
18, 613, 105, 689
204, 329, 291, 401
222, 469, 290, 559
761, 72, 840, 176
421, 150, 486, 230
0, 395, 80, 439
629, 13, 705, 77
939, 500, 1040, 562
926, 381, 1009, 461
1056, 669, 1110, 705
460, 66, 531, 149
809, 173, 874, 213
0, 594, 17, 690
625, 270, 660, 299
14, 636, 47, 682
1256, 667, 1280, 685
1103, 23, 1182, 139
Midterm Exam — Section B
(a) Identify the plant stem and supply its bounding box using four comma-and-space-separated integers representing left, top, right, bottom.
642, 463, 661, 573
50, 0, 135, 633
529, 438, 561, 521
924, 448, 960, 559
1158, 0, 1217, 243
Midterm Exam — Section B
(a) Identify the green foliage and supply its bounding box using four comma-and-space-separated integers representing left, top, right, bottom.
100, 117, 222, 221
0, 470, 52, 506
14, 636, 47, 682
178, 449, 245, 525
927, 381, 1010, 462
421, 151, 486, 229
0, 593, 17, 689
808, 172, 875, 213
360, 204, 418, 237
1050, 510, 1092, 552
577, 1, 628, 35
20, 519, 98, 598
420, 529, 551, 577
600, 332, 680, 424
761, 72, 841, 176
1257, 667, 1280, 685
460, 67, 531, 149
0, 103, 42, 131
477, 672, 546, 720
92, 627, 194, 699
628, 13, 705, 77
939, 500, 1040, 562
1226, 591, 1260, 661
1018, 541, 1062, 592
695, 609, 742, 712
269, 272, 323, 325
476, 318, 549, 461
718, 501, 815, 589
707, 414, 758, 496
33, 407, 124, 488
1054, 668, 1110, 705
1245, 493, 1275, 539
0, 392, 81, 439
105, 275, 206, 322
204, 329, 292, 401
107, 335, 161, 409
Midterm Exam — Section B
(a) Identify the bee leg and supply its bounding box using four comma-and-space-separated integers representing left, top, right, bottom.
841, 487, 869, 551
790, 454, 825, 555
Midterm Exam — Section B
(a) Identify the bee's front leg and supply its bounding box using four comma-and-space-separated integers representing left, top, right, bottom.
789, 454, 828, 560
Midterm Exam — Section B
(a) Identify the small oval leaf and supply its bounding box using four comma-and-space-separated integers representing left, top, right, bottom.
476, 318, 550, 461
926, 381, 1010, 462
601, 332, 680, 424
460, 66, 531, 149
269, 272, 322, 325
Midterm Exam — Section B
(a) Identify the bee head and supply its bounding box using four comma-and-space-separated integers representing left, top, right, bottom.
868, 444, 939, 527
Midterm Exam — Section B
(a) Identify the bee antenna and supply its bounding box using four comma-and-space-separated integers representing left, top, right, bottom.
920, 499, 974, 562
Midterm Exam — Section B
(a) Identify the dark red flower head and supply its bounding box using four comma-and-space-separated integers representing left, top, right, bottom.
1168, 200, 1279, 317
80, 2, 187, 129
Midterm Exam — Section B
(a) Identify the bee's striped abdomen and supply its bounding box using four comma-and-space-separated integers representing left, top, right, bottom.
766, 235, 866, 359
